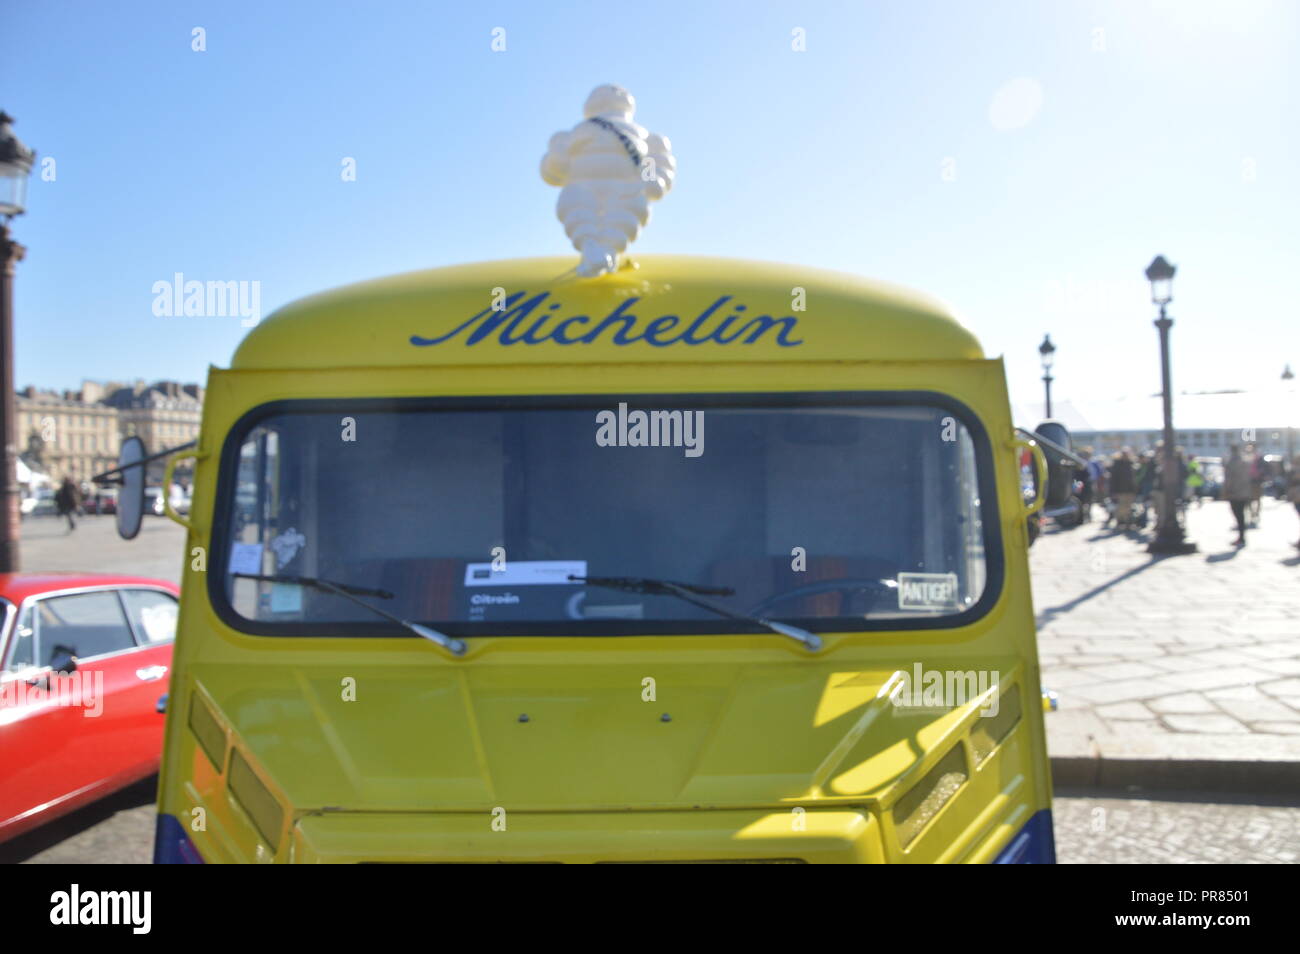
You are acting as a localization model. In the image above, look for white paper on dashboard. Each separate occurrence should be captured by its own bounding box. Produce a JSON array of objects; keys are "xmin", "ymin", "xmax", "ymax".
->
[{"xmin": 228, "ymin": 542, "xmax": 264, "ymax": 576}]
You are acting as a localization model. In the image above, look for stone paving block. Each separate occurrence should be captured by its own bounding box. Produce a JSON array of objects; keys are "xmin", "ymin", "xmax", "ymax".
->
[
  {"xmin": 1146, "ymin": 655, "xmax": 1219, "ymax": 673},
  {"xmin": 1071, "ymin": 678, "xmax": 1181, "ymax": 705},
  {"xmin": 1240, "ymin": 643, "xmax": 1300, "ymax": 660},
  {"xmin": 1160, "ymin": 714, "xmax": 1251, "ymax": 734},
  {"xmin": 1178, "ymin": 649, "xmax": 1268, "ymax": 667},
  {"xmin": 1095, "ymin": 702, "xmax": 1154, "ymax": 720},
  {"xmin": 1205, "ymin": 684, "xmax": 1274, "ymax": 702},
  {"xmin": 1213, "ymin": 698, "xmax": 1300, "ymax": 723},
  {"xmin": 1075, "ymin": 661, "xmax": 1165, "ymax": 680},
  {"xmin": 1228, "ymin": 620, "xmax": 1300, "ymax": 635},
  {"xmin": 1147, "ymin": 693, "xmax": 1219, "ymax": 714},
  {"xmin": 1079, "ymin": 643, "xmax": 1166, "ymax": 658},
  {"xmin": 1254, "ymin": 722, "xmax": 1300, "ymax": 734},
  {"xmin": 1160, "ymin": 667, "xmax": 1274, "ymax": 692},
  {"xmin": 1259, "ymin": 677, "xmax": 1300, "ymax": 699},
  {"xmin": 1039, "ymin": 668, "xmax": 1105, "ymax": 689}
]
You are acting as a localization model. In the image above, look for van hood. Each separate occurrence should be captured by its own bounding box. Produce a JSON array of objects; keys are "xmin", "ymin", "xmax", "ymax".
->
[{"xmin": 192, "ymin": 657, "xmax": 1013, "ymax": 812}]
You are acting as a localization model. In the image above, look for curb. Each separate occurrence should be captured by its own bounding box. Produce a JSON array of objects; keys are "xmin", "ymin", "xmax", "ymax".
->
[{"xmin": 1051, "ymin": 756, "xmax": 1300, "ymax": 796}]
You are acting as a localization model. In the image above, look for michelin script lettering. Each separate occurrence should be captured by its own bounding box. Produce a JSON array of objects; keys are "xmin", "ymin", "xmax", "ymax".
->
[
  {"xmin": 50, "ymin": 884, "xmax": 151, "ymax": 934},
  {"xmin": 410, "ymin": 292, "xmax": 803, "ymax": 348}
]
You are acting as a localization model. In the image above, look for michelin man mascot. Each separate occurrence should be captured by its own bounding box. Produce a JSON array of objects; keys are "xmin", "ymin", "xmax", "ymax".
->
[{"xmin": 541, "ymin": 85, "xmax": 676, "ymax": 277}]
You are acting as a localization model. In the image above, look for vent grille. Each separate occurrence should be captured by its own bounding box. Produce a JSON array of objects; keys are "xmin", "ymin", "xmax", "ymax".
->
[
  {"xmin": 188, "ymin": 693, "xmax": 227, "ymax": 772},
  {"xmin": 969, "ymin": 684, "xmax": 1022, "ymax": 765},
  {"xmin": 228, "ymin": 750, "xmax": 284, "ymax": 851},
  {"xmin": 893, "ymin": 746, "xmax": 968, "ymax": 847}
]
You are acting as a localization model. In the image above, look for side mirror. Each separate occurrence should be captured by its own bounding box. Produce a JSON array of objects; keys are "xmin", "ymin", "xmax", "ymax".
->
[
  {"xmin": 117, "ymin": 436, "xmax": 147, "ymax": 540},
  {"xmin": 48, "ymin": 646, "xmax": 78, "ymax": 674}
]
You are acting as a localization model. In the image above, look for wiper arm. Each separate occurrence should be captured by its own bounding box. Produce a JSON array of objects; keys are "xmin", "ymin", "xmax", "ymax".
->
[
  {"xmin": 571, "ymin": 575, "xmax": 736, "ymax": 597},
  {"xmin": 233, "ymin": 572, "xmax": 394, "ymax": 599},
  {"xmin": 568, "ymin": 575, "xmax": 822, "ymax": 653},
  {"xmin": 234, "ymin": 572, "xmax": 467, "ymax": 658}
]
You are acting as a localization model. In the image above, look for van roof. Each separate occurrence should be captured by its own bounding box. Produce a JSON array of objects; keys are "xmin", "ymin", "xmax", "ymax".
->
[{"xmin": 230, "ymin": 255, "xmax": 983, "ymax": 370}]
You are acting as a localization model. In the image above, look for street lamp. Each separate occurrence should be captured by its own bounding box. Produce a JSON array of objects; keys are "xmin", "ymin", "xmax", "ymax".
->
[
  {"xmin": 1039, "ymin": 334, "xmax": 1056, "ymax": 418},
  {"xmin": 1, "ymin": 112, "xmax": 35, "ymax": 573},
  {"xmin": 1144, "ymin": 255, "xmax": 1196, "ymax": 554}
]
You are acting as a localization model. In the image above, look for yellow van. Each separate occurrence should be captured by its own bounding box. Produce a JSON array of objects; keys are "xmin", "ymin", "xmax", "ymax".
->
[{"xmin": 145, "ymin": 255, "xmax": 1055, "ymax": 863}]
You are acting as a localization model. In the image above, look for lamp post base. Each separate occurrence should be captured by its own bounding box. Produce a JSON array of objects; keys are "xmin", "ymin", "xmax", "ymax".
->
[{"xmin": 1147, "ymin": 529, "xmax": 1198, "ymax": 555}]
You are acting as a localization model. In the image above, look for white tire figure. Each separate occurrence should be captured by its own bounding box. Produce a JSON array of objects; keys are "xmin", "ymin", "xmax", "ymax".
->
[{"xmin": 541, "ymin": 85, "xmax": 676, "ymax": 277}]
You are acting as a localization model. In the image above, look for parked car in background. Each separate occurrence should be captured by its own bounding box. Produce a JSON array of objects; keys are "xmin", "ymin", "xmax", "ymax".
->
[
  {"xmin": 0, "ymin": 573, "xmax": 179, "ymax": 844},
  {"xmin": 83, "ymin": 488, "xmax": 119, "ymax": 515},
  {"xmin": 144, "ymin": 484, "xmax": 190, "ymax": 517},
  {"xmin": 27, "ymin": 488, "xmax": 56, "ymax": 516}
]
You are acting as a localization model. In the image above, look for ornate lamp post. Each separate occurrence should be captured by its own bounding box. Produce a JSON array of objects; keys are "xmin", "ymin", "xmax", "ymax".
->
[
  {"xmin": 0, "ymin": 112, "xmax": 35, "ymax": 573},
  {"xmin": 1039, "ymin": 335, "xmax": 1056, "ymax": 418},
  {"xmin": 1145, "ymin": 255, "xmax": 1196, "ymax": 554}
]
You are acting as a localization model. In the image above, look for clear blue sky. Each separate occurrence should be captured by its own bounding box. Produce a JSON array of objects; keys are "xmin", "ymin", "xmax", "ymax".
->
[{"xmin": 3, "ymin": 0, "xmax": 1296, "ymax": 414}]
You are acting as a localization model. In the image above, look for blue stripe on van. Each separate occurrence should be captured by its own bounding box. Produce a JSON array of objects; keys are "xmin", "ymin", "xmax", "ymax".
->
[{"xmin": 993, "ymin": 809, "xmax": 1056, "ymax": 864}]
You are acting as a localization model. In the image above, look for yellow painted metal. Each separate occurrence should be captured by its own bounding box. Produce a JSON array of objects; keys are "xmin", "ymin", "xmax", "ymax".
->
[
  {"xmin": 1016, "ymin": 437, "xmax": 1050, "ymax": 516},
  {"xmin": 161, "ymin": 450, "xmax": 204, "ymax": 531},
  {"xmin": 155, "ymin": 255, "xmax": 1054, "ymax": 863}
]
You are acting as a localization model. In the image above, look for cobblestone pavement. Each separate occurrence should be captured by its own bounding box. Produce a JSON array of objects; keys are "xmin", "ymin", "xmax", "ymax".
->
[
  {"xmin": 19, "ymin": 512, "xmax": 186, "ymax": 583},
  {"xmin": 1031, "ymin": 496, "xmax": 1300, "ymax": 761},
  {"xmin": 1053, "ymin": 792, "xmax": 1300, "ymax": 864}
]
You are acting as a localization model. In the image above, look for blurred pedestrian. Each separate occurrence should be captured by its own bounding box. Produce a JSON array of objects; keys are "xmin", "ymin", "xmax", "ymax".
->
[
  {"xmin": 1246, "ymin": 442, "xmax": 1263, "ymax": 527},
  {"xmin": 1109, "ymin": 448, "xmax": 1137, "ymax": 529},
  {"xmin": 54, "ymin": 476, "xmax": 80, "ymax": 532},
  {"xmin": 1187, "ymin": 456, "xmax": 1204, "ymax": 507},
  {"xmin": 1288, "ymin": 454, "xmax": 1300, "ymax": 550},
  {"xmin": 1224, "ymin": 444, "xmax": 1252, "ymax": 548},
  {"xmin": 1136, "ymin": 449, "xmax": 1156, "ymax": 528}
]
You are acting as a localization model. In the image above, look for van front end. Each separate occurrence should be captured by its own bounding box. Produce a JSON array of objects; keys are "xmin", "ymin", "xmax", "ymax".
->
[{"xmin": 153, "ymin": 257, "xmax": 1055, "ymax": 864}]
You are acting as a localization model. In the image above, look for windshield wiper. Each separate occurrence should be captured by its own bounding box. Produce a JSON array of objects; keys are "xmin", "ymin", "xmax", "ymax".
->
[
  {"xmin": 233, "ymin": 572, "xmax": 467, "ymax": 657},
  {"xmin": 568, "ymin": 575, "xmax": 822, "ymax": 653}
]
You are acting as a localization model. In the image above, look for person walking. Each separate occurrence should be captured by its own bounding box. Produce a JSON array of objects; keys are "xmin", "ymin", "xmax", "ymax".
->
[
  {"xmin": 54, "ymin": 476, "xmax": 80, "ymax": 532},
  {"xmin": 1136, "ymin": 449, "xmax": 1157, "ymax": 529},
  {"xmin": 1287, "ymin": 454, "xmax": 1300, "ymax": 550},
  {"xmin": 1246, "ymin": 443, "xmax": 1264, "ymax": 527},
  {"xmin": 1109, "ymin": 449, "xmax": 1137, "ymax": 530},
  {"xmin": 1187, "ymin": 456, "xmax": 1204, "ymax": 507},
  {"xmin": 1224, "ymin": 444, "xmax": 1252, "ymax": 548}
]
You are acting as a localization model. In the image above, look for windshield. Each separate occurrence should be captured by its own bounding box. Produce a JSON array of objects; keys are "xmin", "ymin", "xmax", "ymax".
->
[{"xmin": 213, "ymin": 394, "xmax": 998, "ymax": 636}]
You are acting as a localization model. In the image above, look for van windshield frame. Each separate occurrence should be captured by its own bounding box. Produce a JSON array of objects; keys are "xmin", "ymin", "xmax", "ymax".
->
[{"xmin": 206, "ymin": 391, "xmax": 1005, "ymax": 639}]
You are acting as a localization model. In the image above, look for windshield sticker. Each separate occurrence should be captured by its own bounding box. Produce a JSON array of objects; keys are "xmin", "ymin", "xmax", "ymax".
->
[
  {"xmin": 463, "ymin": 560, "xmax": 588, "ymax": 587},
  {"xmin": 270, "ymin": 583, "xmax": 304, "ymax": 614},
  {"xmin": 410, "ymin": 293, "xmax": 803, "ymax": 349},
  {"xmin": 228, "ymin": 542, "xmax": 263, "ymax": 576},
  {"xmin": 897, "ymin": 572, "xmax": 960, "ymax": 611},
  {"xmin": 269, "ymin": 528, "xmax": 307, "ymax": 569}
]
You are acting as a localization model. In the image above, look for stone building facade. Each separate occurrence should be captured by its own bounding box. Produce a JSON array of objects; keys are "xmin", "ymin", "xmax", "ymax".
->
[{"xmin": 16, "ymin": 379, "xmax": 204, "ymax": 486}]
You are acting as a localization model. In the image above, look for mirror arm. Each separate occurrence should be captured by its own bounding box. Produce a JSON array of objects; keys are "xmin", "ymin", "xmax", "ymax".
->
[{"xmin": 92, "ymin": 441, "xmax": 197, "ymax": 485}]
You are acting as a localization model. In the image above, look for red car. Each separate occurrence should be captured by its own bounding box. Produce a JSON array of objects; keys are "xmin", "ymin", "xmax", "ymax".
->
[{"xmin": 0, "ymin": 573, "xmax": 178, "ymax": 844}]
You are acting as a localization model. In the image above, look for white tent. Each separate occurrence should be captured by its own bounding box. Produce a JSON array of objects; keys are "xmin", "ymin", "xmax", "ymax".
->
[{"xmin": 15, "ymin": 458, "xmax": 51, "ymax": 488}]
